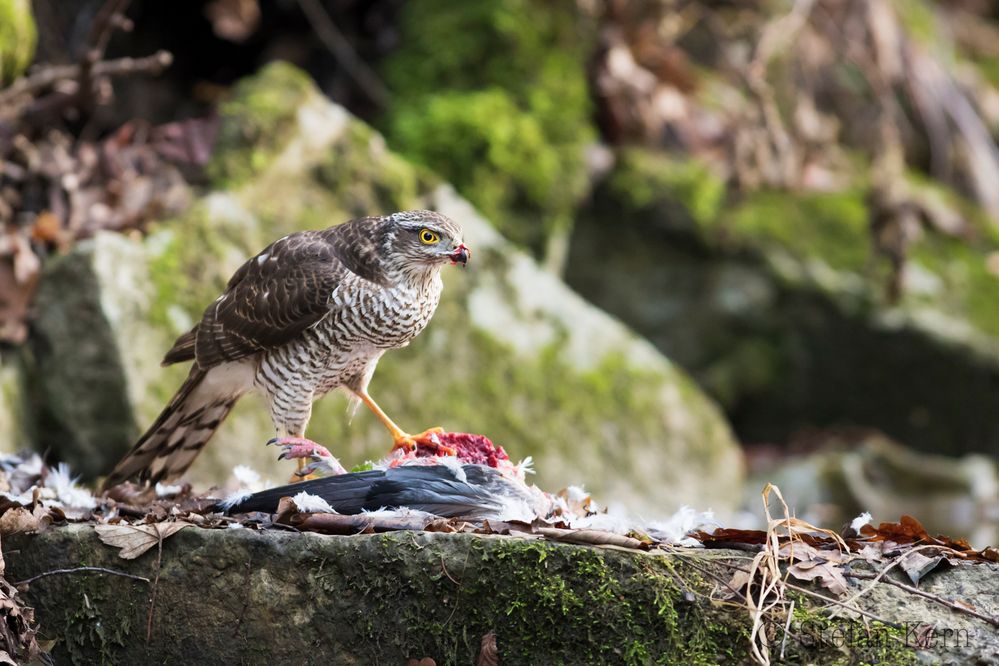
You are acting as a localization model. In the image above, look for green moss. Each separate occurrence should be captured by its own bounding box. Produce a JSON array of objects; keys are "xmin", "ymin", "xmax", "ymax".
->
[
  {"xmin": 208, "ymin": 61, "xmax": 317, "ymax": 187},
  {"xmin": 976, "ymin": 55, "xmax": 999, "ymax": 88},
  {"xmin": 380, "ymin": 0, "xmax": 595, "ymax": 257},
  {"xmin": 910, "ymin": 232, "xmax": 999, "ymax": 337},
  {"xmin": 893, "ymin": 0, "xmax": 940, "ymax": 45},
  {"xmin": 310, "ymin": 122, "xmax": 435, "ymax": 220},
  {"xmin": 386, "ymin": 89, "xmax": 564, "ymax": 250},
  {"xmin": 607, "ymin": 149, "xmax": 727, "ymax": 227},
  {"xmin": 785, "ymin": 596, "xmax": 916, "ymax": 665},
  {"xmin": 718, "ymin": 189, "xmax": 871, "ymax": 273},
  {"xmin": 313, "ymin": 533, "xmax": 749, "ymax": 664},
  {"xmin": 61, "ymin": 576, "xmax": 136, "ymax": 665},
  {"xmin": 0, "ymin": 0, "xmax": 36, "ymax": 83},
  {"xmin": 10, "ymin": 525, "xmax": 946, "ymax": 665}
]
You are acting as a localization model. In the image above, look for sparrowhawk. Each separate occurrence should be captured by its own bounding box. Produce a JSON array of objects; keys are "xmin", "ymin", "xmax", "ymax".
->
[{"xmin": 102, "ymin": 210, "xmax": 469, "ymax": 488}]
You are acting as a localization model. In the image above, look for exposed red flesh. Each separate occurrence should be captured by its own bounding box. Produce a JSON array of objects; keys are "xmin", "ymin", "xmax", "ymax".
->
[{"xmin": 413, "ymin": 432, "xmax": 509, "ymax": 468}]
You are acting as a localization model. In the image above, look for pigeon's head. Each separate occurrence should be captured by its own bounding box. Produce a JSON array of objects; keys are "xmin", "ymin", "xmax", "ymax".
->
[{"xmin": 389, "ymin": 210, "xmax": 469, "ymax": 267}]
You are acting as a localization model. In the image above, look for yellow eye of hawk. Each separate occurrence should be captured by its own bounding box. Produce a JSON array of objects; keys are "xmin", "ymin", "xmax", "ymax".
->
[{"xmin": 420, "ymin": 229, "xmax": 440, "ymax": 245}]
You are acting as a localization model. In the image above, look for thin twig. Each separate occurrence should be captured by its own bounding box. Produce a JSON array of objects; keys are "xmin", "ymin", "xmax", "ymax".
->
[
  {"xmin": 836, "ymin": 544, "xmax": 950, "ymax": 610},
  {"xmin": 296, "ymin": 0, "xmax": 390, "ymax": 106},
  {"xmin": 86, "ymin": 0, "xmax": 133, "ymax": 61},
  {"xmin": 779, "ymin": 599, "xmax": 794, "ymax": 660},
  {"xmin": 146, "ymin": 532, "xmax": 164, "ymax": 643},
  {"xmin": 15, "ymin": 566, "xmax": 149, "ymax": 587},
  {"xmin": 659, "ymin": 550, "xmax": 748, "ymax": 605},
  {"xmin": 854, "ymin": 572, "xmax": 999, "ymax": 629},
  {"xmin": 0, "ymin": 51, "xmax": 173, "ymax": 109},
  {"xmin": 440, "ymin": 554, "xmax": 459, "ymax": 586},
  {"xmin": 717, "ymin": 557, "xmax": 901, "ymax": 628},
  {"xmin": 781, "ymin": 579, "xmax": 901, "ymax": 629}
]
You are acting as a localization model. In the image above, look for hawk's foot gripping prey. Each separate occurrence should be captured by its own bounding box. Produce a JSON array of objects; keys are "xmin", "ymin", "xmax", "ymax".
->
[
  {"xmin": 101, "ymin": 210, "xmax": 468, "ymax": 491},
  {"xmin": 390, "ymin": 427, "xmax": 458, "ymax": 457},
  {"xmin": 353, "ymin": 391, "xmax": 456, "ymax": 456},
  {"xmin": 269, "ymin": 437, "xmax": 347, "ymax": 479}
]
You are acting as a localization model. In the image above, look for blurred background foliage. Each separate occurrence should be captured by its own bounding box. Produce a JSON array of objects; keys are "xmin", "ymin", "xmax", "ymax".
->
[{"xmin": 1, "ymin": 0, "xmax": 997, "ymax": 540}]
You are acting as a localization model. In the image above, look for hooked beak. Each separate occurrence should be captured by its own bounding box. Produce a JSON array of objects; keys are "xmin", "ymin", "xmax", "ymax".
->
[{"xmin": 449, "ymin": 243, "xmax": 470, "ymax": 266}]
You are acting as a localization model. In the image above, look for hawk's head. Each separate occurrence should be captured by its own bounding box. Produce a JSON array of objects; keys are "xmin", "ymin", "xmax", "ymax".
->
[{"xmin": 388, "ymin": 210, "xmax": 469, "ymax": 267}]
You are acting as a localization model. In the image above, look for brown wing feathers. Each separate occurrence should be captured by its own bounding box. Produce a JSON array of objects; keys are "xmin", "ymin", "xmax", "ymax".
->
[
  {"xmin": 192, "ymin": 231, "xmax": 351, "ymax": 368},
  {"xmin": 104, "ymin": 217, "xmax": 390, "ymax": 488}
]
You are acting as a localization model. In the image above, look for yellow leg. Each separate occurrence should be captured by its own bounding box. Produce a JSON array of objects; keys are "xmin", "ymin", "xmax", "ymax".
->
[
  {"xmin": 356, "ymin": 391, "xmax": 453, "ymax": 454},
  {"xmin": 356, "ymin": 391, "xmax": 408, "ymax": 441}
]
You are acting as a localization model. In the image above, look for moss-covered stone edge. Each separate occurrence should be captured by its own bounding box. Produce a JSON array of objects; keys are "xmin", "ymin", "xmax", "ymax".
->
[
  {"xmin": 600, "ymin": 147, "xmax": 999, "ymax": 344},
  {"xmin": 4, "ymin": 525, "xmax": 926, "ymax": 665}
]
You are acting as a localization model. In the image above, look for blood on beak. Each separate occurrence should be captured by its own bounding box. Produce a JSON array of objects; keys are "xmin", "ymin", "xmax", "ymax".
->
[{"xmin": 449, "ymin": 243, "xmax": 470, "ymax": 266}]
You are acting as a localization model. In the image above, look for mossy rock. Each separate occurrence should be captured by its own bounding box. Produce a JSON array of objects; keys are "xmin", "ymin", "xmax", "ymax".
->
[
  {"xmin": 568, "ymin": 147, "xmax": 999, "ymax": 457},
  {"xmin": 380, "ymin": 0, "xmax": 595, "ymax": 260},
  {"xmin": 11, "ymin": 524, "xmax": 982, "ymax": 665},
  {"xmin": 0, "ymin": 0, "xmax": 36, "ymax": 84},
  {"xmin": 23, "ymin": 63, "xmax": 743, "ymax": 514}
]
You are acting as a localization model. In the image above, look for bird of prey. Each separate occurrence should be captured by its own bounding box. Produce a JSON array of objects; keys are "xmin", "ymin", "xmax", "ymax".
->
[{"xmin": 102, "ymin": 210, "xmax": 469, "ymax": 489}]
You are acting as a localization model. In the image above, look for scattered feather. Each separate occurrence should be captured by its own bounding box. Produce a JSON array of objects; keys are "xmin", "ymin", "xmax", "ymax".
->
[
  {"xmin": 41, "ymin": 463, "xmax": 97, "ymax": 514},
  {"xmin": 291, "ymin": 492, "xmax": 337, "ymax": 514},
  {"xmin": 232, "ymin": 465, "xmax": 261, "ymax": 487},
  {"xmin": 438, "ymin": 455, "xmax": 468, "ymax": 483},
  {"xmin": 850, "ymin": 511, "xmax": 873, "ymax": 532},
  {"xmin": 155, "ymin": 482, "xmax": 184, "ymax": 498},
  {"xmin": 645, "ymin": 506, "xmax": 718, "ymax": 546},
  {"xmin": 217, "ymin": 490, "xmax": 253, "ymax": 511}
]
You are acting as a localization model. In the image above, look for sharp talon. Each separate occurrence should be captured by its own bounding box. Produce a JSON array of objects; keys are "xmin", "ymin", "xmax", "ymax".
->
[{"xmin": 266, "ymin": 437, "xmax": 279, "ymax": 446}]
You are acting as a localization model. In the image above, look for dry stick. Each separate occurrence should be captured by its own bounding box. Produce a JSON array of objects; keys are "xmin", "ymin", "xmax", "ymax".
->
[
  {"xmin": 779, "ymin": 599, "xmax": 795, "ymax": 660},
  {"xmin": 781, "ymin": 578, "xmax": 900, "ymax": 629},
  {"xmin": 86, "ymin": 0, "xmax": 134, "ymax": 60},
  {"xmin": 0, "ymin": 51, "xmax": 173, "ymax": 108},
  {"xmin": 850, "ymin": 571, "xmax": 999, "ymax": 629},
  {"xmin": 145, "ymin": 534, "xmax": 165, "ymax": 643},
  {"xmin": 76, "ymin": 0, "xmax": 134, "ymax": 116},
  {"xmin": 15, "ymin": 566, "xmax": 150, "ymax": 587},
  {"xmin": 715, "ymin": 556, "xmax": 900, "ymax": 629},
  {"xmin": 296, "ymin": 0, "xmax": 391, "ymax": 107},
  {"xmin": 837, "ymin": 543, "xmax": 952, "ymax": 609},
  {"xmin": 719, "ymin": 553, "xmax": 999, "ymax": 631},
  {"xmin": 660, "ymin": 550, "xmax": 749, "ymax": 606}
]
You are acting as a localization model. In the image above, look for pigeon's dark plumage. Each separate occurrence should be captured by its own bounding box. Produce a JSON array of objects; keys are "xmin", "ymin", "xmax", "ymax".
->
[{"xmin": 219, "ymin": 464, "xmax": 530, "ymax": 518}]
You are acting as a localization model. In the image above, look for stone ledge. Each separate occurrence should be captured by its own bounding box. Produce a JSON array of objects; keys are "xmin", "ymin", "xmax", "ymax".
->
[{"xmin": 7, "ymin": 524, "xmax": 997, "ymax": 664}]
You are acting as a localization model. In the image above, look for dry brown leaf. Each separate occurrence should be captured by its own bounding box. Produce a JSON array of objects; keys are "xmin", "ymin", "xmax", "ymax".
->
[
  {"xmin": 787, "ymin": 557, "xmax": 849, "ymax": 596},
  {"xmin": 0, "ymin": 507, "xmax": 40, "ymax": 535},
  {"xmin": 94, "ymin": 521, "xmax": 191, "ymax": 559},
  {"xmin": 723, "ymin": 569, "xmax": 753, "ymax": 600},
  {"xmin": 536, "ymin": 527, "xmax": 644, "ymax": 549},
  {"xmin": 900, "ymin": 550, "xmax": 952, "ymax": 586}
]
